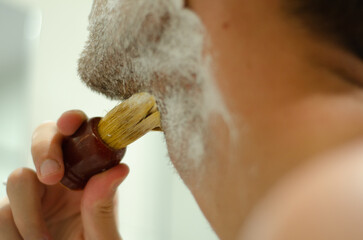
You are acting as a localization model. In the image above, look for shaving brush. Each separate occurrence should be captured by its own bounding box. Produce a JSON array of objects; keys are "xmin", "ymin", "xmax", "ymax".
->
[{"xmin": 60, "ymin": 93, "xmax": 161, "ymax": 190}]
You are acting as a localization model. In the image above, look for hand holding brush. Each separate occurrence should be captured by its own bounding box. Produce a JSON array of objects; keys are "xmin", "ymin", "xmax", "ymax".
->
[
  {"xmin": 60, "ymin": 92, "xmax": 161, "ymax": 190},
  {"xmin": 0, "ymin": 93, "xmax": 161, "ymax": 240}
]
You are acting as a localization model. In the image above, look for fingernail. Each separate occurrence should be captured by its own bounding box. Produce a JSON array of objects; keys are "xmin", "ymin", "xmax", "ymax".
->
[{"xmin": 40, "ymin": 159, "xmax": 60, "ymax": 177}]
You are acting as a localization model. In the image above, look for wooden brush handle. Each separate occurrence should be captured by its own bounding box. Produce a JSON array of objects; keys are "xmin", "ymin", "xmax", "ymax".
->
[{"xmin": 60, "ymin": 117, "xmax": 126, "ymax": 190}]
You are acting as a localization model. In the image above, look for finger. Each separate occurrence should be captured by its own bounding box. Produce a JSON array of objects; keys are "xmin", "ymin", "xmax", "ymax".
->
[
  {"xmin": 57, "ymin": 110, "xmax": 88, "ymax": 136},
  {"xmin": 32, "ymin": 122, "xmax": 64, "ymax": 184},
  {"xmin": 81, "ymin": 164, "xmax": 129, "ymax": 240},
  {"xmin": 32, "ymin": 110, "xmax": 87, "ymax": 185},
  {"xmin": 6, "ymin": 168, "xmax": 51, "ymax": 240},
  {"xmin": 0, "ymin": 199, "xmax": 22, "ymax": 240}
]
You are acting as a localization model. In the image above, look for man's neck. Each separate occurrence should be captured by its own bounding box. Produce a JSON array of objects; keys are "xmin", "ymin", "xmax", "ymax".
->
[{"xmin": 190, "ymin": 71, "xmax": 363, "ymax": 240}]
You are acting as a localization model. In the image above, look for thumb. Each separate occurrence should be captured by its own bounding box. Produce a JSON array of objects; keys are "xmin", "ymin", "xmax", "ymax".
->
[{"xmin": 81, "ymin": 164, "xmax": 129, "ymax": 240}]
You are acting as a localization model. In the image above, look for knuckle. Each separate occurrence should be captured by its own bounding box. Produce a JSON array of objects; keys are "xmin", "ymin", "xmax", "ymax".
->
[
  {"xmin": 82, "ymin": 199, "xmax": 115, "ymax": 218},
  {"xmin": 32, "ymin": 122, "xmax": 57, "ymax": 144},
  {"xmin": 0, "ymin": 204, "xmax": 13, "ymax": 224},
  {"xmin": 32, "ymin": 121, "xmax": 56, "ymax": 140},
  {"xmin": 67, "ymin": 109, "xmax": 86, "ymax": 117},
  {"xmin": 95, "ymin": 201, "xmax": 114, "ymax": 216},
  {"xmin": 31, "ymin": 124, "xmax": 63, "ymax": 162},
  {"xmin": 7, "ymin": 168, "xmax": 37, "ymax": 194},
  {"xmin": 31, "ymin": 139, "xmax": 51, "ymax": 158}
]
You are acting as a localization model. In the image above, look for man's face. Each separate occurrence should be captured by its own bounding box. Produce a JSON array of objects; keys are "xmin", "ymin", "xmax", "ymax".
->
[
  {"xmin": 78, "ymin": 0, "xmax": 233, "ymax": 184},
  {"xmin": 79, "ymin": 0, "xmax": 363, "ymax": 238}
]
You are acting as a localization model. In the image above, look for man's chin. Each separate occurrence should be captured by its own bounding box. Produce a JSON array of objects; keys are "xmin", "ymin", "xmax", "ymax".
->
[
  {"xmin": 77, "ymin": 0, "xmax": 235, "ymax": 181},
  {"xmin": 77, "ymin": 48, "xmax": 143, "ymax": 100}
]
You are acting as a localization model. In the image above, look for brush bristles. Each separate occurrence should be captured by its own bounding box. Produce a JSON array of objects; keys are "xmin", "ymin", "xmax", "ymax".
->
[{"xmin": 98, "ymin": 92, "xmax": 161, "ymax": 149}]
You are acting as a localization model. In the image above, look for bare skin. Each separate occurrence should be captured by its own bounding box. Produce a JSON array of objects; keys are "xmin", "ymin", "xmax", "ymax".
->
[
  {"xmin": 1, "ymin": 111, "xmax": 129, "ymax": 240},
  {"xmin": 1, "ymin": 0, "xmax": 363, "ymax": 239},
  {"xmin": 188, "ymin": 1, "xmax": 363, "ymax": 239}
]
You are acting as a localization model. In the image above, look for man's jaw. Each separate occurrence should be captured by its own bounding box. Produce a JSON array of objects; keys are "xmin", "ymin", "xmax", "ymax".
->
[
  {"xmin": 77, "ymin": 0, "xmax": 235, "ymax": 182},
  {"xmin": 78, "ymin": 0, "xmax": 201, "ymax": 99}
]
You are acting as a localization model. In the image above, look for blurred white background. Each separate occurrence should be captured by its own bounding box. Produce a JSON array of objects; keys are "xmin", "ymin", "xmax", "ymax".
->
[{"xmin": 0, "ymin": 0, "xmax": 218, "ymax": 239}]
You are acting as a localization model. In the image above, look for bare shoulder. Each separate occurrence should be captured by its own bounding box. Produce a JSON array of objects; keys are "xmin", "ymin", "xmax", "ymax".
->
[{"xmin": 238, "ymin": 140, "xmax": 363, "ymax": 240}]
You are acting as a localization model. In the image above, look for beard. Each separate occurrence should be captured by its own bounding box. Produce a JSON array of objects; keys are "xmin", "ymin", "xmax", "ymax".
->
[{"xmin": 78, "ymin": 0, "xmax": 232, "ymax": 180}]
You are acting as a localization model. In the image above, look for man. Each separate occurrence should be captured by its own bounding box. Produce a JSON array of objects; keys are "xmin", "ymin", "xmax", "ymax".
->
[{"xmin": 1, "ymin": 0, "xmax": 363, "ymax": 239}]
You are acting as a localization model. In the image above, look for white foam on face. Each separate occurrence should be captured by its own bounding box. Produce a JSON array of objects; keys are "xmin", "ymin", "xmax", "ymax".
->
[{"xmin": 78, "ymin": 0, "xmax": 235, "ymax": 179}]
